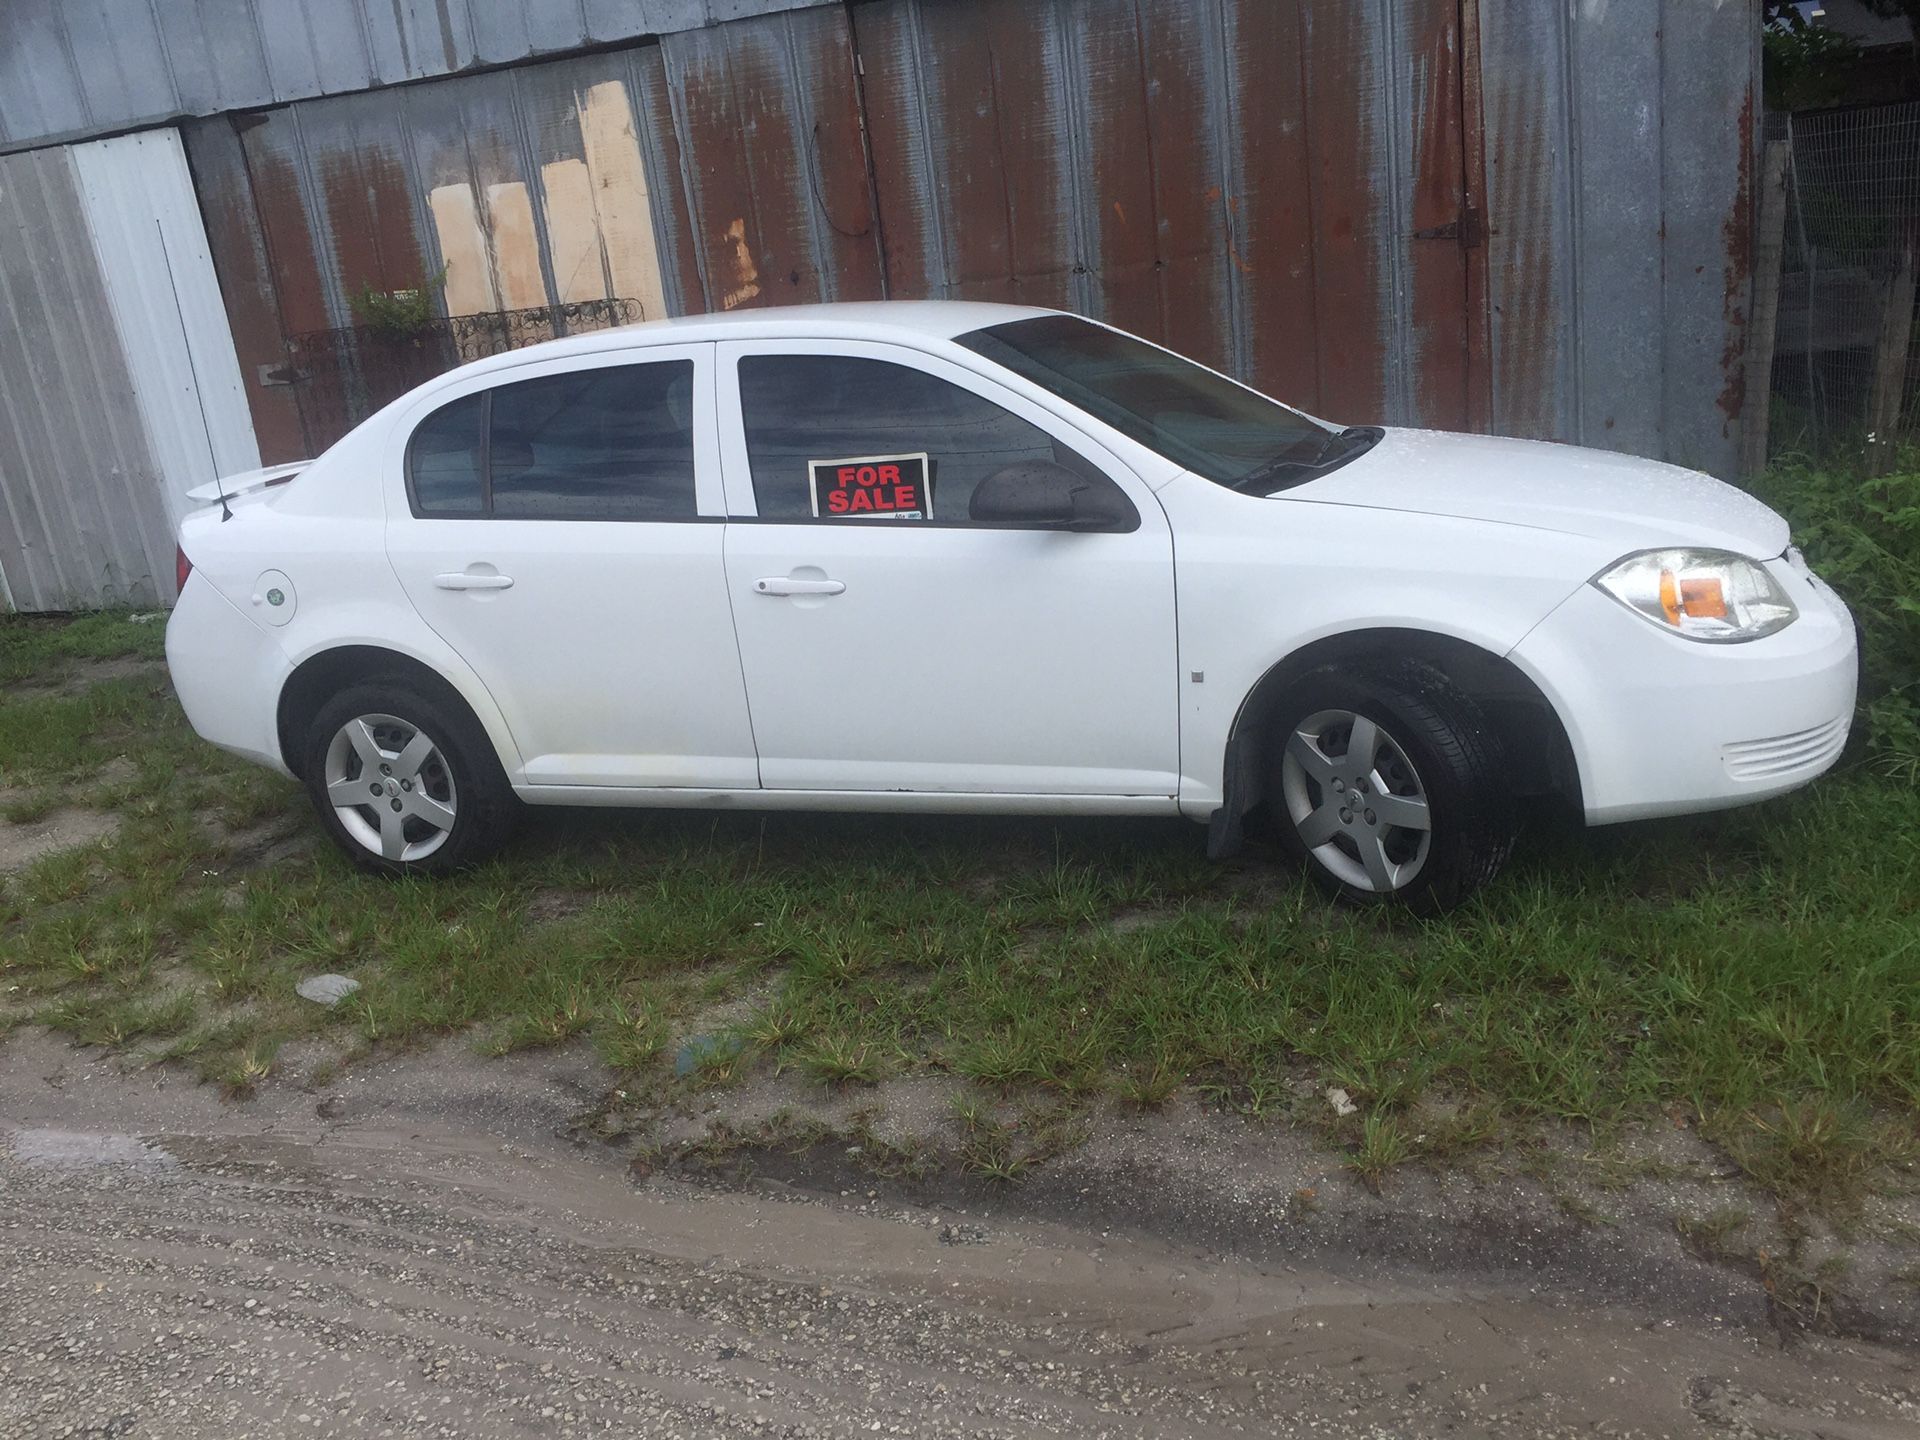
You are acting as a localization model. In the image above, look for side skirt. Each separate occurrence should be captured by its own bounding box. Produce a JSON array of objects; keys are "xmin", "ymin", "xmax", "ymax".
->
[{"xmin": 512, "ymin": 786, "xmax": 1185, "ymax": 818}]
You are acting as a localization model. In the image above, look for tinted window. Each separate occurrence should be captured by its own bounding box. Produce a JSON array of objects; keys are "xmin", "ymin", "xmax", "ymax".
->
[
  {"xmin": 957, "ymin": 315, "xmax": 1333, "ymax": 489},
  {"xmin": 490, "ymin": 363, "xmax": 695, "ymax": 520},
  {"xmin": 738, "ymin": 355, "xmax": 1103, "ymax": 523},
  {"xmin": 408, "ymin": 392, "xmax": 485, "ymax": 515},
  {"xmin": 406, "ymin": 361, "xmax": 696, "ymax": 520}
]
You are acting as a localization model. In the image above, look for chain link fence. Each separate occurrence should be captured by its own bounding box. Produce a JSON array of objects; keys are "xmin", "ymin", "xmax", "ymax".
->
[{"xmin": 1766, "ymin": 102, "xmax": 1920, "ymax": 468}]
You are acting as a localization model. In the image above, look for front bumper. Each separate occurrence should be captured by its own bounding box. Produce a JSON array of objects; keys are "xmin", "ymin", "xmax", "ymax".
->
[
  {"xmin": 165, "ymin": 571, "xmax": 295, "ymax": 776},
  {"xmin": 1510, "ymin": 555, "xmax": 1858, "ymax": 824}
]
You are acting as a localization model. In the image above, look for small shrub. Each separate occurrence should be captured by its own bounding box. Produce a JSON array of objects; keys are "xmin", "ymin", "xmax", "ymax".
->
[
  {"xmin": 349, "ymin": 267, "xmax": 448, "ymax": 338},
  {"xmin": 1751, "ymin": 458, "xmax": 1920, "ymax": 774}
]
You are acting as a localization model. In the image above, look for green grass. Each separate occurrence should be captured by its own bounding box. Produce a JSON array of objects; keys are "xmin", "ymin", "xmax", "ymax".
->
[
  {"xmin": 3, "ymin": 605, "xmax": 1918, "ymax": 1211},
  {"xmin": 0, "ymin": 609, "xmax": 167, "ymax": 688}
]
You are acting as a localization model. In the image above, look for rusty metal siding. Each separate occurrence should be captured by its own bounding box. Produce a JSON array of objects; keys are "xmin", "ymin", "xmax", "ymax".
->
[
  {"xmin": 654, "ymin": 6, "xmax": 885, "ymax": 310},
  {"xmin": 1661, "ymin": 0, "xmax": 1761, "ymax": 479},
  {"xmin": 1571, "ymin": 0, "xmax": 1665, "ymax": 461},
  {"xmin": 835, "ymin": 0, "xmax": 1471, "ymax": 430},
  {"xmin": 1478, "ymin": 0, "xmax": 1759, "ymax": 479},
  {"xmin": 1476, "ymin": 0, "xmax": 1573, "ymax": 445},
  {"xmin": 170, "ymin": 0, "xmax": 1757, "ymax": 477},
  {"xmin": 187, "ymin": 119, "xmax": 312, "ymax": 464},
  {"xmin": 183, "ymin": 49, "xmax": 687, "ymax": 459},
  {"xmin": 0, "ymin": 0, "xmax": 840, "ymax": 155},
  {"xmin": 0, "ymin": 133, "xmax": 250, "ymax": 611}
]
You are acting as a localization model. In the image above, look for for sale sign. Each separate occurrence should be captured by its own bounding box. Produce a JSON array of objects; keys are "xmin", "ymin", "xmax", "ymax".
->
[{"xmin": 808, "ymin": 452, "xmax": 932, "ymax": 520}]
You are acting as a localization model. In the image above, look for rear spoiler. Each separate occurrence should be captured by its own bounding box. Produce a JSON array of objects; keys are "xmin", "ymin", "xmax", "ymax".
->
[{"xmin": 185, "ymin": 460, "xmax": 309, "ymax": 505}]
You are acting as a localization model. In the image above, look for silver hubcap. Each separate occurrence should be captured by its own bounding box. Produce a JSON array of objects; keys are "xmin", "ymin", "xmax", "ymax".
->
[
  {"xmin": 322, "ymin": 713, "xmax": 458, "ymax": 862},
  {"xmin": 1280, "ymin": 709, "xmax": 1432, "ymax": 894}
]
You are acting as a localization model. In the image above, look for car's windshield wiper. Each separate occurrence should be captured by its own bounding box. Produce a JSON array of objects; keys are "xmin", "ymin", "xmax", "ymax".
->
[{"xmin": 1228, "ymin": 425, "xmax": 1383, "ymax": 495}]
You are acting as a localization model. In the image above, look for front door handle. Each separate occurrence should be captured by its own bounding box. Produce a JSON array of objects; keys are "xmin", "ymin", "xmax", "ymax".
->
[
  {"xmin": 754, "ymin": 577, "xmax": 845, "ymax": 597},
  {"xmin": 434, "ymin": 571, "xmax": 514, "ymax": 591}
]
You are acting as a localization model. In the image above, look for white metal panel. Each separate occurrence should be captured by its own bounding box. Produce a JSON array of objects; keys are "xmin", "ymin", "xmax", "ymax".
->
[
  {"xmin": 71, "ymin": 129, "xmax": 261, "ymax": 530},
  {"xmin": 0, "ymin": 144, "xmax": 176, "ymax": 610}
]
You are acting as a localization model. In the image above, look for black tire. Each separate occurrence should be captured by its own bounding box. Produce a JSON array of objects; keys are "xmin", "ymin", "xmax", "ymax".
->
[
  {"xmin": 301, "ymin": 678, "xmax": 516, "ymax": 877},
  {"xmin": 1266, "ymin": 660, "xmax": 1514, "ymax": 915}
]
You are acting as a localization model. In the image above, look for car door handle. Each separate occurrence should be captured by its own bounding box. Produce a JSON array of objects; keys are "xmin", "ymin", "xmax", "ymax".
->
[
  {"xmin": 434, "ymin": 572, "xmax": 514, "ymax": 591},
  {"xmin": 754, "ymin": 577, "xmax": 844, "ymax": 597}
]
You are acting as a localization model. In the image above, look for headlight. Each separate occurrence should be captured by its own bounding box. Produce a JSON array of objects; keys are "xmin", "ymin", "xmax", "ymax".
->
[{"xmin": 1592, "ymin": 548, "xmax": 1797, "ymax": 642}]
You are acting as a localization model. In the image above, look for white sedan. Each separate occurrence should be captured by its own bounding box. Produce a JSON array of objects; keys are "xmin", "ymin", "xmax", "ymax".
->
[{"xmin": 166, "ymin": 302, "xmax": 1857, "ymax": 912}]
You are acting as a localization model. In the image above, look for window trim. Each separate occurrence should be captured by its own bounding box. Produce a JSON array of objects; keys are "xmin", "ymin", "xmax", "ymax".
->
[
  {"xmin": 402, "ymin": 356, "xmax": 703, "ymax": 523},
  {"xmin": 721, "ymin": 343, "xmax": 1143, "ymax": 534}
]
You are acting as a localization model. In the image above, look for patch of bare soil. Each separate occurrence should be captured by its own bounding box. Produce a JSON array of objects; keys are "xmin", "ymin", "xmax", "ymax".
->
[
  {"xmin": 208, "ymin": 813, "xmax": 317, "ymax": 870},
  {"xmin": 603, "ymin": 1067, "xmax": 1920, "ymax": 1352},
  {"xmin": 2, "ymin": 1030, "xmax": 1916, "ymax": 1439},
  {"xmin": 0, "ymin": 804, "xmax": 117, "ymax": 872},
  {"xmin": 11, "ymin": 655, "xmax": 168, "ymax": 699}
]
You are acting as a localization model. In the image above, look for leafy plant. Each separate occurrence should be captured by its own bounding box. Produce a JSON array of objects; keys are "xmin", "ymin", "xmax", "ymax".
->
[
  {"xmin": 1751, "ymin": 457, "xmax": 1920, "ymax": 775},
  {"xmin": 349, "ymin": 266, "xmax": 448, "ymax": 338},
  {"xmin": 1763, "ymin": 5, "xmax": 1863, "ymax": 112}
]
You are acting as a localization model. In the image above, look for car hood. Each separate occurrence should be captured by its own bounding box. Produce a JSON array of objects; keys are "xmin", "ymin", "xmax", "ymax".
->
[{"xmin": 1277, "ymin": 428, "xmax": 1790, "ymax": 558}]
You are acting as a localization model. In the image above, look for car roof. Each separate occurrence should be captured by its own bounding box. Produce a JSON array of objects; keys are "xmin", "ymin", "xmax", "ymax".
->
[{"xmin": 451, "ymin": 300, "xmax": 1059, "ymax": 379}]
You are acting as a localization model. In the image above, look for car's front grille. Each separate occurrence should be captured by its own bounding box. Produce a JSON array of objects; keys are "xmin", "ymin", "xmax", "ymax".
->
[{"xmin": 1721, "ymin": 716, "xmax": 1849, "ymax": 781}]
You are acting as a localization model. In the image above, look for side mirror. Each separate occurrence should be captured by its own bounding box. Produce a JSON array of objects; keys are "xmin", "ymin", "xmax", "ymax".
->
[{"xmin": 968, "ymin": 461, "xmax": 1134, "ymax": 531}]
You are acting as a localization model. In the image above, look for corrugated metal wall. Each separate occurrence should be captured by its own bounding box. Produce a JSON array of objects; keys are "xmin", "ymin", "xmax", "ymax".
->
[
  {"xmin": 140, "ymin": 1, "xmax": 1759, "ymax": 480},
  {"xmin": 0, "ymin": 131, "xmax": 251, "ymax": 611},
  {"xmin": 72, "ymin": 133, "xmax": 262, "ymax": 523},
  {"xmin": 1478, "ymin": 0, "xmax": 1759, "ymax": 477},
  {"xmin": 0, "ymin": 0, "xmax": 836, "ymax": 155},
  {"xmin": 184, "ymin": 49, "xmax": 681, "ymax": 459},
  {"xmin": 843, "ymin": 0, "xmax": 1480, "ymax": 430}
]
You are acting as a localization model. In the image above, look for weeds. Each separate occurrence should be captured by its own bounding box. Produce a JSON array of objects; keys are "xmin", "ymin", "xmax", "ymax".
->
[
  {"xmin": 1749, "ymin": 456, "xmax": 1920, "ymax": 772},
  {"xmin": 4, "ymin": 596, "xmax": 1919, "ymax": 1210},
  {"xmin": 1346, "ymin": 1112, "xmax": 1413, "ymax": 1193},
  {"xmin": 800, "ymin": 1035, "xmax": 885, "ymax": 1087}
]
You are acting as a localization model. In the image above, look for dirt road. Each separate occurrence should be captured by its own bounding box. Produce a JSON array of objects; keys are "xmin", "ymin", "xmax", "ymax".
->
[{"xmin": 1, "ymin": 1033, "xmax": 1914, "ymax": 1439}]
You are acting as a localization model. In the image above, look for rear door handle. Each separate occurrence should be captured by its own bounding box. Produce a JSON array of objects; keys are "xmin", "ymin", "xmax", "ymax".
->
[
  {"xmin": 754, "ymin": 577, "xmax": 844, "ymax": 596},
  {"xmin": 434, "ymin": 572, "xmax": 514, "ymax": 591}
]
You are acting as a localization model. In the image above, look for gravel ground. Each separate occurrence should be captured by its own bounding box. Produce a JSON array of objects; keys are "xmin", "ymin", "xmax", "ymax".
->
[{"xmin": 1, "ymin": 1033, "xmax": 1915, "ymax": 1439}]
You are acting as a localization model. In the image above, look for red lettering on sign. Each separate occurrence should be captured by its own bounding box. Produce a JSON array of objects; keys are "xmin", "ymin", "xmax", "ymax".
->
[{"xmin": 816, "ymin": 457, "xmax": 928, "ymax": 516}]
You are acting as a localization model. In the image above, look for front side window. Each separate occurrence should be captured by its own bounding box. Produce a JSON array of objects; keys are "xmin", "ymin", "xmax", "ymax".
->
[
  {"xmin": 406, "ymin": 360, "xmax": 697, "ymax": 520},
  {"xmin": 737, "ymin": 354, "xmax": 1111, "ymax": 523},
  {"xmin": 957, "ymin": 314, "xmax": 1347, "ymax": 492}
]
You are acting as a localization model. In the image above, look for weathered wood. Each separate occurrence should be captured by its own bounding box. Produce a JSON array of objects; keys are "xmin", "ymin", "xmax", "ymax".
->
[
  {"xmin": 1741, "ymin": 139, "xmax": 1791, "ymax": 479},
  {"xmin": 1866, "ymin": 241, "xmax": 1918, "ymax": 478}
]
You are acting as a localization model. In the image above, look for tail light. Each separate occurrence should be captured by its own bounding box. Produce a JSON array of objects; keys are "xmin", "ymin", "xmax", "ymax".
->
[{"xmin": 175, "ymin": 544, "xmax": 193, "ymax": 593}]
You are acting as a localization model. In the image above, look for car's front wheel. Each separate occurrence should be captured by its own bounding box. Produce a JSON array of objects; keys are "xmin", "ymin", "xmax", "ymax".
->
[
  {"xmin": 1268, "ymin": 662, "xmax": 1514, "ymax": 914},
  {"xmin": 301, "ymin": 681, "xmax": 515, "ymax": 876}
]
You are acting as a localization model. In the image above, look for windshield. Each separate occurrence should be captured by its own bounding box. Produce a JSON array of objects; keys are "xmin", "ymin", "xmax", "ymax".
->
[{"xmin": 956, "ymin": 314, "xmax": 1339, "ymax": 490}]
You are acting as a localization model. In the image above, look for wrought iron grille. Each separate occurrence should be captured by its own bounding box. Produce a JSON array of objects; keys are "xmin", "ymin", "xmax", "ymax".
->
[{"xmin": 284, "ymin": 297, "xmax": 642, "ymax": 455}]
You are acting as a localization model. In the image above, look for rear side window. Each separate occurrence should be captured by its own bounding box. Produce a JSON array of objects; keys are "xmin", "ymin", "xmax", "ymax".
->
[
  {"xmin": 406, "ymin": 360, "xmax": 697, "ymax": 520},
  {"xmin": 738, "ymin": 354, "xmax": 1095, "ymax": 522},
  {"xmin": 409, "ymin": 393, "xmax": 485, "ymax": 515}
]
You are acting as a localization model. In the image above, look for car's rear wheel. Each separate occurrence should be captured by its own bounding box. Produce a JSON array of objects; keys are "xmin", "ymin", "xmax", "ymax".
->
[
  {"xmin": 1268, "ymin": 662, "xmax": 1514, "ymax": 914},
  {"xmin": 302, "ymin": 681, "xmax": 514, "ymax": 876}
]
